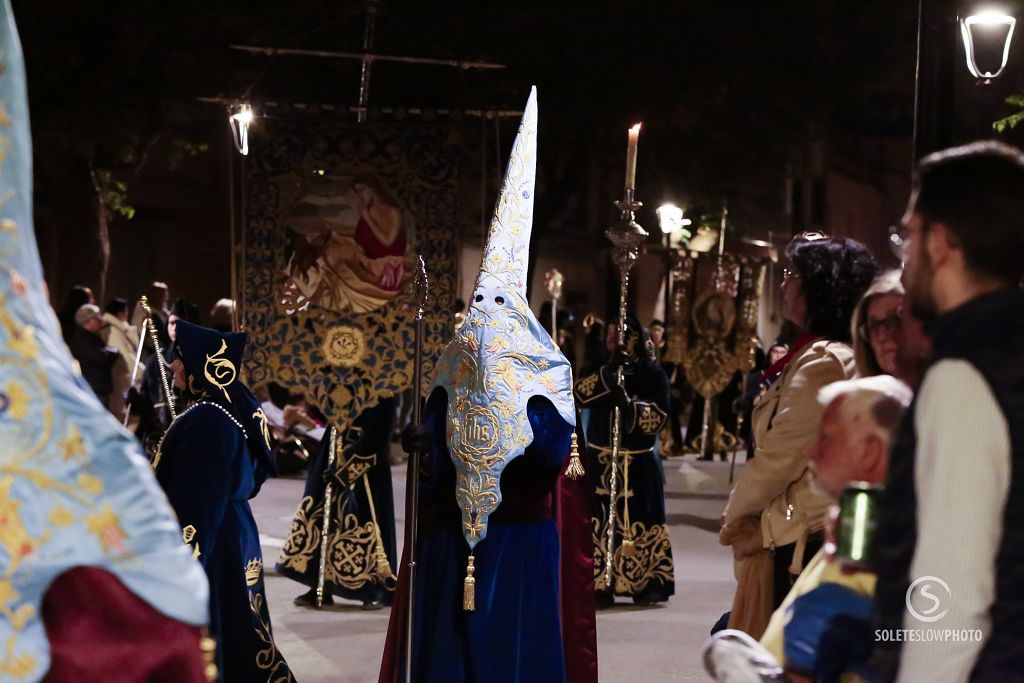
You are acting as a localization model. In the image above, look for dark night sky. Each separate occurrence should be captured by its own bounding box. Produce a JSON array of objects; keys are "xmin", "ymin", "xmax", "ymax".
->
[
  {"xmin": 14, "ymin": 0, "xmax": 993, "ymax": 311},
  {"xmin": 14, "ymin": 0, "xmax": 922, "ymax": 201}
]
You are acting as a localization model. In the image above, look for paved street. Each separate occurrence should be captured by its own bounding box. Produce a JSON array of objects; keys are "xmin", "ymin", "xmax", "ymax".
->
[{"xmin": 252, "ymin": 451, "xmax": 740, "ymax": 682}]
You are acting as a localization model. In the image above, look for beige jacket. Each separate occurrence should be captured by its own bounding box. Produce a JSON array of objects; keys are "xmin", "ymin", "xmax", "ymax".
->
[
  {"xmin": 725, "ymin": 339, "xmax": 856, "ymax": 569},
  {"xmin": 100, "ymin": 313, "xmax": 139, "ymax": 421}
]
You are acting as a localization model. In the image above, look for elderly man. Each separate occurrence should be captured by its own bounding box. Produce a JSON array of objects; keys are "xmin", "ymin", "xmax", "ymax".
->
[
  {"xmin": 69, "ymin": 303, "xmax": 119, "ymax": 407},
  {"xmin": 705, "ymin": 375, "xmax": 912, "ymax": 682}
]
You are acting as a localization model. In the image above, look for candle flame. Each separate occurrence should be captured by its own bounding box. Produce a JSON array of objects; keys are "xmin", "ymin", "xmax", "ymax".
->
[{"xmin": 630, "ymin": 123, "xmax": 642, "ymax": 133}]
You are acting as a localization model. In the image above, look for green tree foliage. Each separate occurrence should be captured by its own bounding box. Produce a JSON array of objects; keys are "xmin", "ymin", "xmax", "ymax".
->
[{"xmin": 994, "ymin": 94, "xmax": 1024, "ymax": 133}]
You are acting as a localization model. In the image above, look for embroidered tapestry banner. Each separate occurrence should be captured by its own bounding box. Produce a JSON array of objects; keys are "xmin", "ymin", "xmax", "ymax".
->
[{"xmin": 242, "ymin": 120, "xmax": 459, "ymax": 428}]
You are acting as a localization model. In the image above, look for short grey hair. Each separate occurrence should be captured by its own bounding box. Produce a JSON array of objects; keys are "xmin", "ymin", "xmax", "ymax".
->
[{"xmin": 817, "ymin": 375, "xmax": 913, "ymax": 443}]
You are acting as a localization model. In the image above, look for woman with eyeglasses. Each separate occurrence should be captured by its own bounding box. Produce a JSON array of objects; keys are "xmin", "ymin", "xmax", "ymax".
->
[
  {"xmin": 851, "ymin": 269, "xmax": 933, "ymax": 386},
  {"xmin": 851, "ymin": 270, "xmax": 904, "ymax": 377},
  {"xmin": 719, "ymin": 234, "xmax": 877, "ymax": 639}
]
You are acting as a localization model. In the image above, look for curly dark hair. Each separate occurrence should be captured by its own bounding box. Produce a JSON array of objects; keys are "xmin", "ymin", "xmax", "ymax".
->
[{"xmin": 788, "ymin": 237, "xmax": 878, "ymax": 342}]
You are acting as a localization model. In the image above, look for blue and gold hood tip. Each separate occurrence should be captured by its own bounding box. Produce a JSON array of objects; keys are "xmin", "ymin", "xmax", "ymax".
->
[{"xmin": 430, "ymin": 87, "xmax": 576, "ymax": 557}]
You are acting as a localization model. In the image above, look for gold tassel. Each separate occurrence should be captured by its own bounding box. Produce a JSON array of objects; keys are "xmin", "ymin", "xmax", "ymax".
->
[
  {"xmin": 364, "ymin": 476, "xmax": 398, "ymax": 589},
  {"xmin": 620, "ymin": 536, "xmax": 636, "ymax": 557},
  {"xmin": 463, "ymin": 554, "xmax": 476, "ymax": 611},
  {"xmin": 564, "ymin": 433, "xmax": 585, "ymax": 479},
  {"xmin": 375, "ymin": 543, "xmax": 397, "ymax": 588}
]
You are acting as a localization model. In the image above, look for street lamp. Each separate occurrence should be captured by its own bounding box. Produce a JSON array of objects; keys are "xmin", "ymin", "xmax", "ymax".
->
[
  {"xmin": 961, "ymin": 11, "xmax": 1016, "ymax": 81},
  {"xmin": 656, "ymin": 203, "xmax": 692, "ymax": 321},
  {"xmin": 229, "ymin": 103, "xmax": 254, "ymax": 156}
]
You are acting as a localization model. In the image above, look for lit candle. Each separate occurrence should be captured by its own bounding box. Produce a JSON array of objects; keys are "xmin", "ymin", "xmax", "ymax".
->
[{"xmin": 625, "ymin": 123, "xmax": 641, "ymax": 191}]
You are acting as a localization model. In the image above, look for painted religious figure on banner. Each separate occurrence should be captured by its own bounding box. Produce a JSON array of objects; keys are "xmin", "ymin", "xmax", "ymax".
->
[{"xmin": 283, "ymin": 173, "xmax": 416, "ymax": 314}]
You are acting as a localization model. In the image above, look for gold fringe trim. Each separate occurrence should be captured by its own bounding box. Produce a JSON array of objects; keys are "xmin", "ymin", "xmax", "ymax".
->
[
  {"xmin": 463, "ymin": 554, "xmax": 476, "ymax": 611},
  {"xmin": 200, "ymin": 628, "xmax": 218, "ymax": 681},
  {"xmin": 564, "ymin": 433, "xmax": 585, "ymax": 479}
]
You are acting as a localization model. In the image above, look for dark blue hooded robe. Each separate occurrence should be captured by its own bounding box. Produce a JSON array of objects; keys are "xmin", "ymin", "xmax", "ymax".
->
[
  {"xmin": 155, "ymin": 321, "xmax": 295, "ymax": 682},
  {"xmin": 574, "ymin": 316, "xmax": 675, "ymax": 603}
]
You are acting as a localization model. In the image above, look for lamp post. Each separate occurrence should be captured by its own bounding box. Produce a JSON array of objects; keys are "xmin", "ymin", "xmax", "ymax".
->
[
  {"xmin": 914, "ymin": 1, "xmax": 1018, "ymax": 160},
  {"xmin": 913, "ymin": 0, "xmax": 958, "ymax": 160},
  {"xmin": 229, "ymin": 103, "xmax": 254, "ymax": 156},
  {"xmin": 961, "ymin": 11, "xmax": 1016, "ymax": 82}
]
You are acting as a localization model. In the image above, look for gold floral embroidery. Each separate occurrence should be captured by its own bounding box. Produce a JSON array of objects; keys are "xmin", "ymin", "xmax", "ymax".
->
[
  {"xmin": 58, "ymin": 423, "xmax": 85, "ymax": 461},
  {"xmin": 638, "ymin": 405, "xmax": 663, "ymax": 434},
  {"xmin": 203, "ymin": 339, "xmax": 237, "ymax": 402},
  {"xmin": 3, "ymin": 380, "xmax": 27, "ymax": 420},
  {"xmin": 76, "ymin": 472, "xmax": 103, "ymax": 496},
  {"xmin": 182, "ymin": 524, "xmax": 201, "ymax": 560},
  {"xmin": 592, "ymin": 449, "xmax": 674, "ymax": 594},
  {"xmin": 187, "ymin": 374, "xmax": 210, "ymax": 400},
  {"xmin": 0, "ymin": 476, "xmax": 33, "ymax": 571},
  {"xmin": 248, "ymin": 588, "xmax": 295, "ymax": 681},
  {"xmin": 252, "ymin": 407, "xmax": 272, "ymax": 450},
  {"xmin": 277, "ymin": 493, "xmax": 390, "ymax": 591},
  {"xmin": 576, "ymin": 374, "xmax": 599, "ymax": 398},
  {"xmin": 48, "ymin": 506, "xmax": 73, "ymax": 527},
  {"xmin": 0, "ymin": 295, "xmax": 37, "ymax": 361},
  {"xmin": 0, "ymin": 637, "xmax": 36, "ymax": 678},
  {"xmin": 322, "ymin": 325, "xmax": 366, "ymax": 368},
  {"xmin": 85, "ymin": 504, "xmax": 127, "ymax": 554},
  {"xmin": 0, "ymin": 579, "xmax": 33, "ymax": 632}
]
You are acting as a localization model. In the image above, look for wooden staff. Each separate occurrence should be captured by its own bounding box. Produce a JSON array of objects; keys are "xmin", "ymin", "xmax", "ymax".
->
[{"xmin": 404, "ymin": 255, "xmax": 429, "ymax": 683}]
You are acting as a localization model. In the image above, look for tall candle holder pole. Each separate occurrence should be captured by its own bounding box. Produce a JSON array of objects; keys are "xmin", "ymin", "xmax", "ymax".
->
[{"xmin": 602, "ymin": 188, "xmax": 648, "ymax": 591}]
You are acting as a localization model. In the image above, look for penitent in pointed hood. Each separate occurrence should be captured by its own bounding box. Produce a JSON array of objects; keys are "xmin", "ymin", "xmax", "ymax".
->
[{"xmin": 429, "ymin": 87, "xmax": 576, "ymax": 572}]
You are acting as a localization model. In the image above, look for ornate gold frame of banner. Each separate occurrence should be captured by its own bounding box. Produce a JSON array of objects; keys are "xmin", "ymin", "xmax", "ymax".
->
[
  {"xmin": 664, "ymin": 253, "xmax": 764, "ymax": 451},
  {"xmin": 241, "ymin": 120, "xmax": 459, "ymax": 430}
]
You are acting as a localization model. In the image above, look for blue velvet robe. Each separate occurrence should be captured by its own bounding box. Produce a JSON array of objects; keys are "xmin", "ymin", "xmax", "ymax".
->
[
  {"xmin": 158, "ymin": 402, "xmax": 295, "ymax": 682},
  {"xmin": 385, "ymin": 392, "xmax": 573, "ymax": 683}
]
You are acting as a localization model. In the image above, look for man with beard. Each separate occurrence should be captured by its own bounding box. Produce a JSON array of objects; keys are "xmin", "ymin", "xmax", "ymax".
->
[{"xmin": 873, "ymin": 141, "xmax": 1024, "ymax": 682}]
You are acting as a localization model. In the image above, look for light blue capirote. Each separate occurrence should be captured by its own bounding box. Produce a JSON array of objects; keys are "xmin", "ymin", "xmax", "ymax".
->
[
  {"xmin": 0, "ymin": 2, "xmax": 208, "ymax": 679},
  {"xmin": 429, "ymin": 88, "xmax": 576, "ymax": 564}
]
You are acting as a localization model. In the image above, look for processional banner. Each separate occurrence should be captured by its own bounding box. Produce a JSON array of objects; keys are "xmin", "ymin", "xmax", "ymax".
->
[
  {"xmin": 242, "ymin": 119, "xmax": 459, "ymax": 428},
  {"xmin": 665, "ymin": 252, "xmax": 764, "ymax": 398}
]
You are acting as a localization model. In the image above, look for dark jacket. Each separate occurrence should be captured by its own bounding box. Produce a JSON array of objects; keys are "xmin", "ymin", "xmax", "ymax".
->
[
  {"xmin": 872, "ymin": 288, "xmax": 1024, "ymax": 681},
  {"xmin": 69, "ymin": 326, "xmax": 118, "ymax": 399}
]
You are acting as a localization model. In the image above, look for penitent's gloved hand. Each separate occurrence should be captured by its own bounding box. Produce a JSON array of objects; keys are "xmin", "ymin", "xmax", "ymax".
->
[
  {"xmin": 783, "ymin": 582, "xmax": 874, "ymax": 682},
  {"xmin": 400, "ymin": 422, "xmax": 433, "ymax": 455},
  {"xmin": 611, "ymin": 385, "xmax": 632, "ymax": 410},
  {"xmin": 607, "ymin": 345, "xmax": 634, "ymax": 373}
]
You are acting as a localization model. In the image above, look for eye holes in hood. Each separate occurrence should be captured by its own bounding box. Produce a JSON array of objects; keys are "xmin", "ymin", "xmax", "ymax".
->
[{"xmin": 471, "ymin": 291, "xmax": 507, "ymax": 307}]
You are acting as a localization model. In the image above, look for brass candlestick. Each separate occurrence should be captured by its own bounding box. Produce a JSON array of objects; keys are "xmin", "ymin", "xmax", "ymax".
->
[{"xmin": 602, "ymin": 188, "xmax": 648, "ymax": 590}]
